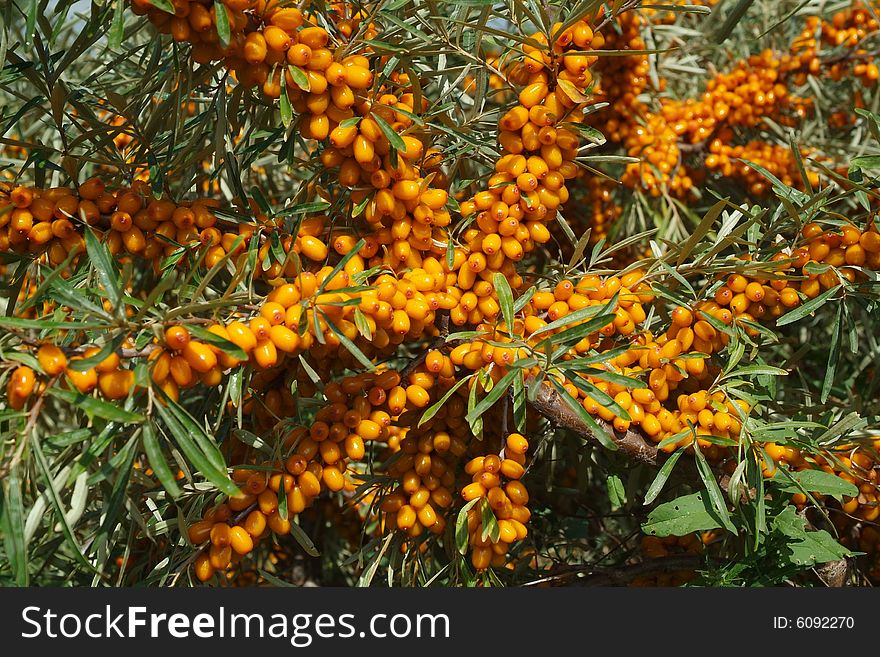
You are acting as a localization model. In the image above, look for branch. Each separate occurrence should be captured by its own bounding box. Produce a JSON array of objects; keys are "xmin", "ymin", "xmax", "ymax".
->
[
  {"xmin": 527, "ymin": 376, "xmax": 660, "ymax": 466},
  {"xmin": 815, "ymin": 558, "xmax": 848, "ymax": 587},
  {"xmin": 526, "ymin": 376, "xmax": 733, "ymax": 493}
]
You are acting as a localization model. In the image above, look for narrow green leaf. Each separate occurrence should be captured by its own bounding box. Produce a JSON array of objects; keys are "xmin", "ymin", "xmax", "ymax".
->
[
  {"xmin": 776, "ymin": 285, "xmax": 841, "ymax": 327},
  {"xmin": 187, "ymin": 325, "xmax": 248, "ymax": 361},
  {"xmin": 606, "ymin": 474, "xmax": 625, "ymax": 509},
  {"xmin": 456, "ymin": 498, "xmax": 480, "ymax": 555},
  {"xmin": 693, "ymin": 442, "xmax": 737, "ymax": 534},
  {"xmin": 480, "ymin": 498, "xmax": 500, "ymax": 543},
  {"xmin": 30, "ymin": 433, "xmax": 99, "ymax": 574},
  {"xmin": 644, "ymin": 448, "xmax": 684, "ymax": 505},
  {"xmin": 96, "ymin": 436, "xmax": 138, "ymax": 542},
  {"xmin": 321, "ymin": 313, "xmax": 375, "ymax": 370},
  {"xmin": 66, "ymin": 334, "xmax": 126, "ymax": 372},
  {"xmin": 493, "ymin": 272, "xmax": 514, "ymax": 332},
  {"xmin": 148, "ymin": 0, "xmax": 175, "ymax": 13},
  {"xmin": 213, "ymin": 0, "xmax": 231, "ymax": 47},
  {"xmin": 548, "ymin": 377, "xmax": 617, "ymax": 451},
  {"xmin": 289, "ymin": 521, "xmax": 320, "ymax": 557},
  {"xmin": 84, "ymin": 228, "xmax": 122, "ymax": 311},
  {"xmin": 142, "ymin": 422, "xmax": 182, "ymax": 499},
  {"xmin": 108, "ymin": 0, "xmax": 126, "ymax": 51},
  {"xmin": 153, "ymin": 397, "xmax": 237, "ymax": 496},
  {"xmin": 287, "ymin": 65, "xmax": 311, "ymax": 91},
  {"xmin": 419, "ymin": 374, "xmax": 473, "ymax": 427},
  {"xmin": 372, "ymin": 112, "xmax": 406, "ymax": 152},
  {"xmin": 47, "ymin": 388, "xmax": 144, "ymax": 423},
  {"xmin": 465, "ymin": 368, "xmax": 518, "ymax": 425},
  {"xmin": 358, "ymin": 533, "xmax": 394, "ymax": 586},
  {"xmin": 820, "ymin": 305, "xmax": 842, "ymax": 403},
  {"xmin": 713, "ymin": 0, "xmax": 756, "ymax": 43},
  {"xmin": 0, "ymin": 467, "xmax": 28, "ymax": 584}
]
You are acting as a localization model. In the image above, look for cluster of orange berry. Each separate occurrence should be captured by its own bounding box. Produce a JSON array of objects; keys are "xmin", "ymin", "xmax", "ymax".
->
[
  {"xmin": 460, "ymin": 433, "xmax": 531, "ymax": 571},
  {"xmin": 581, "ymin": 3, "xmax": 879, "ymax": 208},
  {"xmin": 450, "ymin": 21, "xmax": 600, "ymax": 311},
  {"xmin": 188, "ymin": 369, "xmax": 408, "ymax": 580},
  {"xmin": 790, "ymin": 5, "xmax": 880, "ymax": 86},
  {"xmin": 0, "ymin": 179, "xmax": 323, "ymax": 272},
  {"xmin": 375, "ymin": 360, "xmax": 471, "ymax": 547}
]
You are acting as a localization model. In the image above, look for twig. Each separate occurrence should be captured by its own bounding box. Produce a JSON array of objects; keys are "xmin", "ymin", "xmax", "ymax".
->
[
  {"xmin": 526, "ymin": 375, "xmax": 733, "ymax": 493},
  {"xmin": 527, "ymin": 375, "xmax": 660, "ymax": 466}
]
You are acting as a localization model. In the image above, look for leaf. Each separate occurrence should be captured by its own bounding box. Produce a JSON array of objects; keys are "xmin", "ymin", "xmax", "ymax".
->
[
  {"xmin": 257, "ymin": 570, "xmax": 296, "ymax": 587},
  {"xmin": 371, "ymin": 113, "xmax": 406, "ymax": 153},
  {"xmin": 84, "ymin": 228, "xmax": 122, "ymax": 312},
  {"xmin": 317, "ymin": 239, "xmax": 366, "ymax": 296},
  {"xmin": 29, "ymin": 433, "xmax": 98, "ymax": 575},
  {"xmin": 644, "ymin": 448, "xmax": 684, "ymax": 505},
  {"xmin": 465, "ymin": 368, "xmax": 518, "ymax": 425},
  {"xmin": 693, "ymin": 442, "xmax": 737, "ymax": 533},
  {"xmin": 358, "ymin": 533, "xmax": 394, "ymax": 586},
  {"xmin": 772, "ymin": 506, "xmax": 854, "ymax": 567},
  {"xmin": 548, "ymin": 377, "xmax": 617, "ymax": 451},
  {"xmin": 642, "ymin": 492, "xmax": 723, "ymax": 537},
  {"xmin": 95, "ymin": 436, "xmax": 138, "ymax": 545},
  {"xmin": 772, "ymin": 469, "xmax": 858, "ymax": 501},
  {"xmin": 676, "ymin": 200, "xmax": 725, "ymax": 267},
  {"xmin": 289, "ymin": 521, "xmax": 320, "ymax": 557},
  {"xmin": 713, "ymin": 0, "xmax": 756, "ymax": 43},
  {"xmin": 562, "ymin": 373, "xmax": 631, "ymax": 421},
  {"xmin": 0, "ymin": 466, "xmax": 28, "ymax": 584},
  {"xmin": 153, "ymin": 396, "xmax": 238, "ymax": 496},
  {"xmin": 480, "ymin": 498, "xmax": 500, "ymax": 543},
  {"xmin": 213, "ymin": 0, "xmax": 231, "ymax": 48},
  {"xmin": 542, "ymin": 313, "xmax": 615, "ymax": 350},
  {"xmin": 528, "ymin": 303, "xmax": 608, "ymax": 339},
  {"xmin": 851, "ymin": 155, "xmax": 880, "ymax": 169},
  {"xmin": 563, "ymin": 121, "xmax": 605, "ymax": 146},
  {"xmin": 279, "ymin": 84, "xmax": 293, "ymax": 129},
  {"xmin": 556, "ymin": 79, "xmax": 590, "ymax": 104},
  {"xmin": 820, "ymin": 304, "xmax": 842, "ymax": 403},
  {"xmin": 47, "ymin": 388, "xmax": 144, "ymax": 423},
  {"xmin": 720, "ymin": 364, "xmax": 788, "ymax": 380},
  {"xmin": 456, "ymin": 498, "xmax": 480, "ymax": 555},
  {"xmin": 286, "ymin": 65, "xmax": 311, "ymax": 91},
  {"xmin": 108, "ymin": 0, "xmax": 126, "ymax": 51},
  {"xmin": 419, "ymin": 374, "xmax": 473, "ymax": 427},
  {"xmin": 815, "ymin": 412, "xmax": 867, "ymax": 445},
  {"xmin": 148, "ymin": 0, "xmax": 175, "ymax": 13},
  {"xmin": 232, "ymin": 429, "xmax": 272, "ymax": 454},
  {"xmin": 776, "ymin": 285, "xmax": 841, "ymax": 327},
  {"xmin": 24, "ymin": 0, "xmax": 39, "ymax": 47},
  {"xmin": 321, "ymin": 313, "xmax": 375, "ymax": 370},
  {"xmin": 66, "ymin": 334, "xmax": 126, "ymax": 372},
  {"xmin": 606, "ymin": 474, "xmax": 625, "ymax": 509},
  {"xmin": 187, "ymin": 325, "xmax": 248, "ymax": 361},
  {"xmin": 142, "ymin": 422, "xmax": 182, "ymax": 499},
  {"xmin": 493, "ymin": 272, "xmax": 514, "ymax": 332}
]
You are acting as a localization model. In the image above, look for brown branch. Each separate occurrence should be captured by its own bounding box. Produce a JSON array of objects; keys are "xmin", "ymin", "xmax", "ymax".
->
[
  {"xmin": 527, "ymin": 375, "xmax": 660, "ymax": 466},
  {"xmin": 526, "ymin": 375, "xmax": 733, "ymax": 494},
  {"xmin": 815, "ymin": 558, "xmax": 849, "ymax": 587}
]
